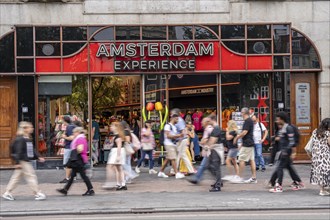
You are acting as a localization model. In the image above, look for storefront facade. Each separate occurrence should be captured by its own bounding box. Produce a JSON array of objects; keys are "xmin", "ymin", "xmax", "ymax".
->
[{"xmin": 0, "ymin": 1, "xmax": 329, "ymax": 167}]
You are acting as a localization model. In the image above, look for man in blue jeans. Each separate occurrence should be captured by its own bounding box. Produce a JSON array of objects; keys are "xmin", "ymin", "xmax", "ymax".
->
[{"xmin": 251, "ymin": 114, "xmax": 268, "ymax": 172}]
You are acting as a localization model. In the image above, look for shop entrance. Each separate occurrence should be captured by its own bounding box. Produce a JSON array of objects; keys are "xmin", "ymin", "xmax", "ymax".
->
[
  {"xmin": 0, "ymin": 77, "xmax": 17, "ymax": 167},
  {"xmin": 91, "ymin": 75, "xmax": 142, "ymax": 164}
]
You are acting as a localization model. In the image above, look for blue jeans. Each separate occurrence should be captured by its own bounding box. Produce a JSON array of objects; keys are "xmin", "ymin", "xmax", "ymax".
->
[
  {"xmin": 255, "ymin": 143, "xmax": 265, "ymax": 168},
  {"xmin": 195, "ymin": 156, "xmax": 208, "ymax": 182},
  {"xmin": 137, "ymin": 150, "xmax": 154, "ymax": 169},
  {"xmin": 192, "ymin": 135, "xmax": 200, "ymax": 157}
]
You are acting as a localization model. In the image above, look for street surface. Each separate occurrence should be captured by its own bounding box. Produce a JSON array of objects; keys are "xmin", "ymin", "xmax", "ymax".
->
[{"xmin": 0, "ymin": 164, "xmax": 329, "ymax": 218}]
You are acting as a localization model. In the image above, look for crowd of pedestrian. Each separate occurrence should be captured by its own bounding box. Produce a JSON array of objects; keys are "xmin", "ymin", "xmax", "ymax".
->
[{"xmin": 2, "ymin": 108, "xmax": 330, "ymax": 201}]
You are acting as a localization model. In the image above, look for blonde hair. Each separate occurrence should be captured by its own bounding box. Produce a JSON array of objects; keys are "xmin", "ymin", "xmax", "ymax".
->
[
  {"xmin": 17, "ymin": 121, "xmax": 33, "ymax": 136},
  {"xmin": 227, "ymin": 120, "xmax": 238, "ymax": 132},
  {"xmin": 112, "ymin": 122, "xmax": 125, "ymax": 140}
]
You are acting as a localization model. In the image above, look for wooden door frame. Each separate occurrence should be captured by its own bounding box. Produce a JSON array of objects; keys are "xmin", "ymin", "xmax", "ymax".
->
[{"xmin": 290, "ymin": 72, "xmax": 319, "ymax": 161}]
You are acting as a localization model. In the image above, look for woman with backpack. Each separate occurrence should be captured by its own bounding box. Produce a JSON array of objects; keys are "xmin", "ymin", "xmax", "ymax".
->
[
  {"xmin": 310, "ymin": 118, "xmax": 330, "ymax": 196},
  {"xmin": 135, "ymin": 120, "xmax": 157, "ymax": 174}
]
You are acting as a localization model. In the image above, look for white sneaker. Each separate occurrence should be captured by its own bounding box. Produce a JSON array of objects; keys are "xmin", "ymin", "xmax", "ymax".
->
[
  {"xmin": 222, "ymin": 175, "xmax": 234, "ymax": 181},
  {"xmin": 319, "ymin": 191, "xmax": 330, "ymax": 196},
  {"xmin": 170, "ymin": 168, "xmax": 175, "ymax": 175},
  {"xmin": 2, "ymin": 192, "xmax": 14, "ymax": 201},
  {"xmin": 158, "ymin": 172, "xmax": 169, "ymax": 178},
  {"xmin": 35, "ymin": 192, "xmax": 46, "ymax": 201},
  {"xmin": 269, "ymin": 183, "xmax": 283, "ymax": 193},
  {"xmin": 230, "ymin": 176, "xmax": 244, "ymax": 184},
  {"xmin": 135, "ymin": 166, "xmax": 141, "ymax": 174},
  {"xmin": 149, "ymin": 169, "xmax": 158, "ymax": 174},
  {"xmin": 244, "ymin": 178, "xmax": 258, "ymax": 184},
  {"xmin": 175, "ymin": 172, "xmax": 185, "ymax": 179}
]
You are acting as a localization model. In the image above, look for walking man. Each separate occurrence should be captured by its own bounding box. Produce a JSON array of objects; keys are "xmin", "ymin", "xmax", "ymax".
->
[
  {"xmin": 233, "ymin": 107, "xmax": 257, "ymax": 183},
  {"xmin": 269, "ymin": 112, "xmax": 304, "ymax": 193},
  {"xmin": 251, "ymin": 114, "xmax": 268, "ymax": 172},
  {"xmin": 2, "ymin": 122, "xmax": 46, "ymax": 201},
  {"xmin": 158, "ymin": 113, "xmax": 185, "ymax": 179}
]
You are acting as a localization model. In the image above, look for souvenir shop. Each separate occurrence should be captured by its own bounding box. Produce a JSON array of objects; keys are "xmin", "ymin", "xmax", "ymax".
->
[{"xmin": 0, "ymin": 23, "xmax": 322, "ymax": 167}]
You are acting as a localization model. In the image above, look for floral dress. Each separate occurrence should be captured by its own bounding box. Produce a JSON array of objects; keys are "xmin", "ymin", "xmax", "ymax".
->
[{"xmin": 310, "ymin": 130, "xmax": 330, "ymax": 187}]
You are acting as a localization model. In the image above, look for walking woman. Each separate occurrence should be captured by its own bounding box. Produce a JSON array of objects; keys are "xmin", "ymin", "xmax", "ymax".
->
[
  {"xmin": 135, "ymin": 120, "xmax": 157, "ymax": 174},
  {"xmin": 107, "ymin": 122, "xmax": 127, "ymax": 190},
  {"xmin": 57, "ymin": 127, "xmax": 94, "ymax": 196},
  {"xmin": 2, "ymin": 122, "xmax": 46, "ymax": 201},
  {"xmin": 310, "ymin": 118, "xmax": 330, "ymax": 196},
  {"xmin": 222, "ymin": 120, "xmax": 240, "ymax": 182}
]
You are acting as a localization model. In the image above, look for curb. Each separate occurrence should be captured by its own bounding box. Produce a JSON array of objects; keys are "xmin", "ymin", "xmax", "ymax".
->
[{"xmin": 1, "ymin": 206, "xmax": 330, "ymax": 217}]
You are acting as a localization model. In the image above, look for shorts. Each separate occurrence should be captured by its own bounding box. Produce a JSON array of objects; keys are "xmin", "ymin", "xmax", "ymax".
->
[
  {"xmin": 63, "ymin": 148, "xmax": 71, "ymax": 166},
  {"xmin": 228, "ymin": 148, "xmax": 239, "ymax": 159},
  {"xmin": 164, "ymin": 145, "xmax": 177, "ymax": 160},
  {"xmin": 238, "ymin": 146, "xmax": 255, "ymax": 162}
]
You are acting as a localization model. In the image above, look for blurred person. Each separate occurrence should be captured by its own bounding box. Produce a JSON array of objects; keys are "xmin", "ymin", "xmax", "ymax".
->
[
  {"xmin": 59, "ymin": 115, "xmax": 76, "ymax": 184},
  {"xmin": 251, "ymin": 114, "xmax": 268, "ymax": 172},
  {"xmin": 56, "ymin": 127, "xmax": 94, "ymax": 196},
  {"xmin": 222, "ymin": 120, "xmax": 240, "ymax": 182},
  {"xmin": 135, "ymin": 120, "xmax": 157, "ymax": 174},
  {"xmin": 158, "ymin": 114, "xmax": 185, "ymax": 179},
  {"xmin": 130, "ymin": 118, "xmax": 140, "ymax": 139},
  {"xmin": 91, "ymin": 115, "xmax": 100, "ymax": 166},
  {"xmin": 2, "ymin": 122, "xmax": 46, "ymax": 201},
  {"xmin": 121, "ymin": 121, "xmax": 139, "ymax": 184},
  {"xmin": 233, "ymin": 107, "xmax": 257, "ymax": 184},
  {"xmin": 269, "ymin": 112, "xmax": 303, "ymax": 193},
  {"xmin": 310, "ymin": 118, "xmax": 330, "ymax": 196},
  {"xmin": 186, "ymin": 122, "xmax": 199, "ymax": 163},
  {"xmin": 171, "ymin": 108, "xmax": 195, "ymax": 175}
]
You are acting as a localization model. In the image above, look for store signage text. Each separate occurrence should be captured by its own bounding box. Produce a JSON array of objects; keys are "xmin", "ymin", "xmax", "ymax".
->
[
  {"xmin": 96, "ymin": 42, "xmax": 214, "ymax": 71},
  {"xmin": 181, "ymin": 87, "xmax": 214, "ymax": 95}
]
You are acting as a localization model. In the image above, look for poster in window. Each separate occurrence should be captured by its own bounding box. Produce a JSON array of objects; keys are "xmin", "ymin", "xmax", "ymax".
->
[{"xmin": 295, "ymin": 83, "xmax": 311, "ymax": 124}]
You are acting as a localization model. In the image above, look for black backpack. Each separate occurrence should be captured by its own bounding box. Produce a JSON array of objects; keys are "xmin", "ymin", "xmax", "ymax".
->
[{"xmin": 159, "ymin": 124, "xmax": 172, "ymax": 146}]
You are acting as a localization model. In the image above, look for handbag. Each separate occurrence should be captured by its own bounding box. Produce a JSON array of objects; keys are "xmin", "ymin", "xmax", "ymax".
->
[
  {"xmin": 304, "ymin": 136, "xmax": 313, "ymax": 156},
  {"xmin": 66, "ymin": 149, "xmax": 84, "ymax": 168},
  {"xmin": 141, "ymin": 142, "xmax": 153, "ymax": 151},
  {"xmin": 124, "ymin": 142, "xmax": 135, "ymax": 155}
]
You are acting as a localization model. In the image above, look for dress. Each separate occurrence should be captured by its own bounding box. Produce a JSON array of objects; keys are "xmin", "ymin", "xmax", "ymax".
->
[{"xmin": 310, "ymin": 130, "xmax": 330, "ymax": 187}]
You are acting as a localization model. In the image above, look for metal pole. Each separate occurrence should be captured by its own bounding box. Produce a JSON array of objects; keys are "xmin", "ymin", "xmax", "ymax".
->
[{"xmin": 88, "ymin": 76, "xmax": 93, "ymax": 168}]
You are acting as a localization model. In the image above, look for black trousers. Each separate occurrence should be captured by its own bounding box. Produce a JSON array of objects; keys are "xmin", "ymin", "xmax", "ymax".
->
[
  {"xmin": 269, "ymin": 143, "xmax": 279, "ymax": 164},
  {"xmin": 271, "ymin": 155, "xmax": 301, "ymax": 186},
  {"xmin": 206, "ymin": 149, "xmax": 222, "ymax": 188},
  {"xmin": 64, "ymin": 166, "xmax": 93, "ymax": 191}
]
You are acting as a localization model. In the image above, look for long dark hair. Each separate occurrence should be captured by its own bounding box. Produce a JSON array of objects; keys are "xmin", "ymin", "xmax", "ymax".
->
[{"xmin": 316, "ymin": 118, "xmax": 330, "ymax": 139}]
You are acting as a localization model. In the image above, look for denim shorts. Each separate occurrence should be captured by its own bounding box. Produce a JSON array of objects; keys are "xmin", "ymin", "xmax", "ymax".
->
[
  {"xmin": 63, "ymin": 148, "xmax": 71, "ymax": 166},
  {"xmin": 228, "ymin": 148, "xmax": 238, "ymax": 159}
]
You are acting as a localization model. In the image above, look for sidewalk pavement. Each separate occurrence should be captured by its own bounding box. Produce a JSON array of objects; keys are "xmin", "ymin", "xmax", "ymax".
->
[{"xmin": 0, "ymin": 164, "xmax": 329, "ymax": 217}]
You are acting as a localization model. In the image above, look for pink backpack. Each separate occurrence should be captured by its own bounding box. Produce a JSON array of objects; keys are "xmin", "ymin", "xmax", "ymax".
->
[{"xmin": 130, "ymin": 133, "xmax": 141, "ymax": 151}]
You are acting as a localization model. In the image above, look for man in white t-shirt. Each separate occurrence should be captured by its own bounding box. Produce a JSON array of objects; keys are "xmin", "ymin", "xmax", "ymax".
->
[
  {"xmin": 251, "ymin": 114, "xmax": 268, "ymax": 172},
  {"xmin": 158, "ymin": 114, "xmax": 185, "ymax": 179}
]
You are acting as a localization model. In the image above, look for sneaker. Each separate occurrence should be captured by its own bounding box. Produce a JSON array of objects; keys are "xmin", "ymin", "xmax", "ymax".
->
[
  {"xmin": 222, "ymin": 175, "xmax": 234, "ymax": 181},
  {"xmin": 149, "ymin": 169, "xmax": 158, "ymax": 174},
  {"xmin": 158, "ymin": 172, "xmax": 169, "ymax": 178},
  {"xmin": 244, "ymin": 178, "xmax": 258, "ymax": 184},
  {"xmin": 82, "ymin": 189, "xmax": 95, "ymax": 196},
  {"xmin": 269, "ymin": 184, "xmax": 283, "ymax": 193},
  {"xmin": 230, "ymin": 176, "xmax": 244, "ymax": 184},
  {"xmin": 56, "ymin": 188, "xmax": 67, "ymax": 196},
  {"xmin": 268, "ymin": 163, "xmax": 273, "ymax": 166},
  {"xmin": 2, "ymin": 192, "xmax": 14, "ymax": 201},
  {"xmin": 125, "ymin": 179, "xmax": 132, "ymax": 184},
  {"xmin": 35, "ymin": 192, "xmax": 46, "ymax": 201},
  {"xmin": 256, "ymin": 167, "xmax": 260, "ymax": 171},
  {"xmin": 116, "ymin": 185, "xmax": 128, "ymax": 191},
  {"xmin": 187, "ymin": 179, "xmax": 199, "ymax": 185},
  {"xmin": 170, "ymin": 168, "xmax": 175, "ymax": 175},
  {"xmin": 175, "ymin": 172, "xmax": 185, "ymax": 179},
  {"xmin": 209, "ymin": 187, "xmax": 221, "ymax": 192},
  {"xmin": 290, "ymin": 181, "xmax": 305, "ymax": 190},
  {"xmin": 319, "ymin": 191, "xmax": 330, "ymax": 196},
  {"xmin": 135, "ymin": 166, "xmax": 141, "ymax": 174},
  {"xmin": 192, "ymin": 160, "xmax": 196, "ymax": 164},
  {"xmin": 261, "ymin": 168, "xmax": 266, "ymax": 172},
  {"xmin": 59, "ymin": 178, "xmax": 69, "ymax": 184}
]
